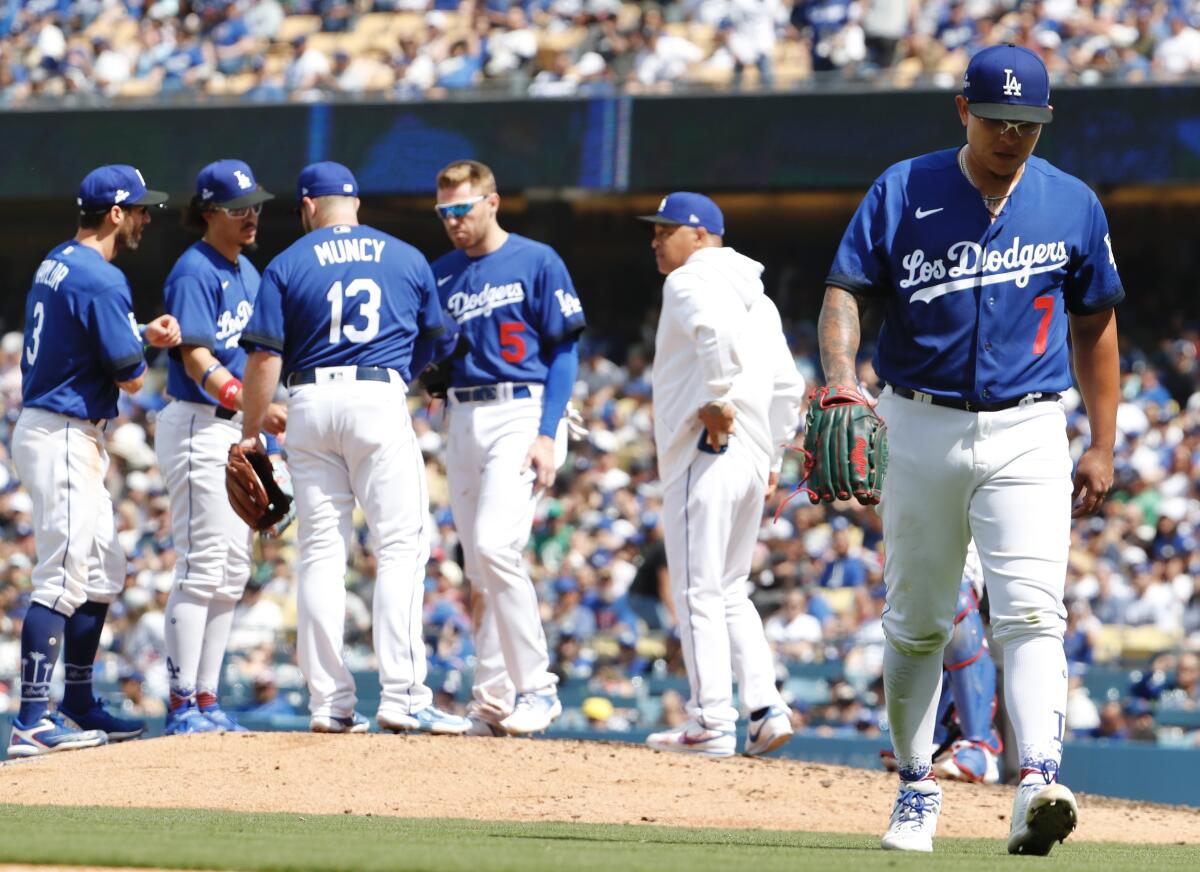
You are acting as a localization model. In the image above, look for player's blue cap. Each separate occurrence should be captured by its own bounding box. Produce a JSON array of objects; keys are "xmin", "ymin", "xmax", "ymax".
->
[
  {"xmin": 296, "ymin": 161, "xmax": 359, "ymax": 201},
  {"xmin": 963, "ymin": 44, "xmax": 1053, "ymax": 124},
  {"xmin": 77, "ymin": 164, "xmax": 168, "ymax": 212},
  {"xmin": 637, "ymin": 192, "xmax": 725, "ymax": 236},
  {"xmin": 196, "ymin": 159, "xmax": 274, "ymax": 209}
]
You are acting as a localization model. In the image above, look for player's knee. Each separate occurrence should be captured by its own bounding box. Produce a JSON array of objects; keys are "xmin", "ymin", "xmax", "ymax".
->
[
  {"xmin": 474, "ymin": 538, "xmax": 520, "ymax": 574},
  {"xmin": 990, "ymin": 610, "xmax": 1064, "ymax": 644},
  {"xmin": 884, "ymin": 624, "xmax": 951, "ymax": 657}
]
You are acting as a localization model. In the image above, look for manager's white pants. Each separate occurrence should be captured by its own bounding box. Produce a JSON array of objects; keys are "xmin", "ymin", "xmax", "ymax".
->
[
  {"xmin": 661, "ymin": 439, "xmax": 783, "ymax": 733},
  {"xmin": 287, "ymin": 374, "xmax": 432, "ymax": 720},
  {"xmin": 12, "ymin": 408, "xmax": 124, "ymax": 617}
]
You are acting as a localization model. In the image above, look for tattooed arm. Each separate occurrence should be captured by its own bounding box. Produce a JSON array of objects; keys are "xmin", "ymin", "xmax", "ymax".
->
[{"xmin": 818, "ymin": 285, "xmax": 864, "ymax": 389}]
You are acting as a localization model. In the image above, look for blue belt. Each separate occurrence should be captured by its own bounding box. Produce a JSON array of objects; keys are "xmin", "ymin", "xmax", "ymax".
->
[
  {"xmin": 451, "ymin": 384, "xmax": 532, "ymax": 403},
  {"xmin": 287, "ymin": 365, "xmax": 394, "ymax": 388}
]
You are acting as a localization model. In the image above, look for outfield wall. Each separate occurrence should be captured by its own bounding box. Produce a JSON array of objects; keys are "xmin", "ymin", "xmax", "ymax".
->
[{"xmin": 4, "ymin": 83, "xmax": 1200, "ymax": 200}]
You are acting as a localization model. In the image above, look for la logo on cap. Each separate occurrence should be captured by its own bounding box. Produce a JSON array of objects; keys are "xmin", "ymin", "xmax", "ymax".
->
[
  {"xmin": 657, "ymin": 197, "xmax": 667, "ymax": 212},
  {"xmin": 1003, "ymin": 69, "xmax": 1022, "ymax": 96},
  {"xmin": 234, "ymin": 170, "xmax": 252, "ymax": 190},
  {"xmin": 114, "ymin": 190, "xmax": 130, "ymax": 204}
]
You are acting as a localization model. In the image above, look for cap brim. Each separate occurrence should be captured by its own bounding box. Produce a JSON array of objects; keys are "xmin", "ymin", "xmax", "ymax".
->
[
  {"xmin": 214, "ymin": 189, "xmax": 275, "ymax": 209},
  {"xmin": 969, "ymin": 103, "xmax": 1053, "ymax": 124},
  {"xmin": 131, "ymin": 189, "xmax": 169, "ymax": 206},
  {"xmin": 636, "ymin": 214, "xmax": 682, "ymax": 225}
]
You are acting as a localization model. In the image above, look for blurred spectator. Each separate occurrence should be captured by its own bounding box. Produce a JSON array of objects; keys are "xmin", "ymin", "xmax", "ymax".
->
[{"xmin": 764, "ymin": 589, "xmax": 823, "ymax": 662}]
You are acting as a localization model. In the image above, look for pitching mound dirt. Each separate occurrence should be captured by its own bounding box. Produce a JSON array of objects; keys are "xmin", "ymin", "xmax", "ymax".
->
[{"xmin": 3, "ymin": 733, "xmax": 1197, "ymax": 844}]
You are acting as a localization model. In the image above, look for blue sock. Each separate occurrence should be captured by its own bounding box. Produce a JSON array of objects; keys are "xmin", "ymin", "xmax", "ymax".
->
[
  {"xmin": 19, "ymin": 603, "xmax": 67, "ymax": 726},
  {"xmin": 63, "ymin": 601, "xmax": 108, "ymax": 713}
]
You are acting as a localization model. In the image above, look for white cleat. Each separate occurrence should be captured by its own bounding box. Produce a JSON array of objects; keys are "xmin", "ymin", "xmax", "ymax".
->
[
  {"xmin": 500, "ymin": 691, "xmax": 562, "ymax": 735},
  {"xmin": 880, "ymin": 777, "xmax": 942, "ymax": 852},
  {"xmin": 378, "ymin": 706, "xmax": 471, "ymax": 735},
  {"xmin": 744, "ymin": 706, "xmax": 794, "ymax": 757},
  {"xmin": 465, "ymin": 713, "xmax": 509, "ymax": 737},
  {"xmin": 646, "ymin": 722, "xmax": 736, "ymax": 758},
  {"xmin": 310, "ymin": 712, "xmax": 370, "ymax": 734},
  {"xmin": 1008, "ymin": 781, "xmax": 1078, "ymax": 855}
]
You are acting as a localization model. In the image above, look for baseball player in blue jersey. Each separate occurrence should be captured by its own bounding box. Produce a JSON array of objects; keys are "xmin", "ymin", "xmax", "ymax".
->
[
  {"xmin": 237, "ymin": 161, "xmax": 469, "ymax": 735},
  {"xmin": 818, "ymin": 45, "xmax": 1121, "ymax": 854},
  {"xmin": 9, "ymin": 165, "xmax": 181, "ymax": 757},
  {"xmin": 156, "ymin": 159, "xmax": 291, "ymax": 736},
  {"xmin": 429, "ymin": 159, "xmax": 585, "ymax": 736}
]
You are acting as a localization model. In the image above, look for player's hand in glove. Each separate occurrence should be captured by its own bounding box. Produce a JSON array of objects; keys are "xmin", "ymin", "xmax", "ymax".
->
[
  {"xmin": 418, "ymin": 360, "xmax": 451, "ymax": 400},
  {"xmin": 801, "ymin": 385, "xmax": 888, "ymax": 506},
  {"xmin": 226, "ymin": 443, "xmax": 294, "ymax": 532},
  {"xmin": 262, "ymin": 455, "xmax": 296, "ymax": 537}
]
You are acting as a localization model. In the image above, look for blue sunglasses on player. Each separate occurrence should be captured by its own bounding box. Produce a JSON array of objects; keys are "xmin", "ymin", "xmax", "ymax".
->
[{"xmin": 435, "ymin": 195, "xmax": 485, "ymax": 220}]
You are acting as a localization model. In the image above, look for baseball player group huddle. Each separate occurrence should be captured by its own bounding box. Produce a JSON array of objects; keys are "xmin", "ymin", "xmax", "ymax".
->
[{"xmin": 12, "ymin": 45, "xmax": 1120, "ymax": 857}]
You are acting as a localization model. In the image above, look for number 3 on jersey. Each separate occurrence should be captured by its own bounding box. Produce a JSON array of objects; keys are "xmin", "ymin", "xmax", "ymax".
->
[
  {"xmin": 327, "ymin": 278, "xmax": 381, "ymax": 344},
  {"xmin": 25, "ymin": 301, "xmax": 44, "ymax": 364},
  {"xmin": 499, "ymin": 322, "xmax": 526, "ymax": 363}
]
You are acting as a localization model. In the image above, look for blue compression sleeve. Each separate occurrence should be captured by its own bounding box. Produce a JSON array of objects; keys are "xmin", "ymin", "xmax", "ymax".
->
[
  {"xmin": 263, "ymin": 432, "xmax": 281, "ymax": 456},
  {"xmin": 539, "ymin": 338, "xmax": 577, "ymax": 438}
]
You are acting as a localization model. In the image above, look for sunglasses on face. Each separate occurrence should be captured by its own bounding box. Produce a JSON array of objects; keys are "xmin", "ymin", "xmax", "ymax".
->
[
  {"xmin": 434, "ymin": 195, "xmax": 485, "ymax": 220},
  {"xmin": 213, "ymin": 203, "xmax": 263, "ymax": 219},
  {"xmin": 981, "ymin": 117, "xmax": 1042, "ymax": 138}
]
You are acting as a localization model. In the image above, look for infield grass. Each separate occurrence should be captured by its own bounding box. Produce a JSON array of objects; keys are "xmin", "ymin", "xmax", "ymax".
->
[{"xmin": 0, "ymin": 805, "xmax": 1195, "ymax": 872}]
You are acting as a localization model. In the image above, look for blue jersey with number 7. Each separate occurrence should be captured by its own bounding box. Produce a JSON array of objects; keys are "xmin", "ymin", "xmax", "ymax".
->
[
  {"xmin": 430, "ymin": 233, "xmax": 586, "ymax": 388},
  {"xmin": 240, "ymin": 223, "xmax": 447, "ymax": 381},
  {"xmin": 827, "ymin": 149, "xmax": 1124, "ymax": 405}
]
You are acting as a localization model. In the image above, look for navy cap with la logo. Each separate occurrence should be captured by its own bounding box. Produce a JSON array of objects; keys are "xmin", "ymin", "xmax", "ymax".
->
[
  {"xmin": 963, "ymin": 44, "xmax": 1053, "ymax": 125},
  {"xmin": 196, "ymin": 159, "xmax": 274, "ymax": 209}
]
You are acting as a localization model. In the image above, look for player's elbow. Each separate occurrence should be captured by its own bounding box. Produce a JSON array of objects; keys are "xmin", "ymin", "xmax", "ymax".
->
[{"xmin": 117, "ymin": 373, "xmax": 146, "ymax": 394}]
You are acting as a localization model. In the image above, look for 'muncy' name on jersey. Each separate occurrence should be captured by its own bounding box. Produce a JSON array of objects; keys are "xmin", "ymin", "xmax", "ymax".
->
[
  {"xmin": 430, "ymin": 234, "xmax": 586, "ymax": 388},
  {"xmin": 241, "ymin": 224, "xmax": 446, "ymax": 381}
]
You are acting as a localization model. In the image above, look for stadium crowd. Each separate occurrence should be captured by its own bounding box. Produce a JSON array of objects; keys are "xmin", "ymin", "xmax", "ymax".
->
[
  {"xmin": 2, "ymin": 0, "xmax": 1200, "ymax": 104},
  {"xmin": 0, "ymin": 306, "xmax": 1197, "ymax": 746}
]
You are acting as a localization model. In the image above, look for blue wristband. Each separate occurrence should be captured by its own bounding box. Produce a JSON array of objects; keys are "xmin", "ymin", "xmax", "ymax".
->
[{"xmin": 200, "ymin": 361, "xmax": 222, "ymax": 388}]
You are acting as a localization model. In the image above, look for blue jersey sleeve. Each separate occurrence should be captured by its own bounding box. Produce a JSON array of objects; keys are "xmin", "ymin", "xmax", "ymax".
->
[
  {"xmin": 240, "ymin": 263, "xmax": 285, "ymax": 354},
  {"xmin": 165, "ymin": 272, "xmax": 218, "ymax": 348},
  {"xmin": 827, "ymin": 180, "xmax": 891, "ymax": 297},
  {"xmin": 534, "ymin": 251, "xmax": 586, "ymax": 343},
  {"xmin": 1063, "ymin": 196, "xmax": 1125, "ymax": 315},
  {"xmin": 86, "ymin": 284, "xmax": 146, "ymax": 380},
  {"xmin": 416, "ymin": 259, "xmax": 448, "ymax": 341}
]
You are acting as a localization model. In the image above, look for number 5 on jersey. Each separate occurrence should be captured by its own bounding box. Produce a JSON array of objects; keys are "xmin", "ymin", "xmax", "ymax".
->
[
  {"xmin": 499, "ymin": 321, "xmax": 526, "ymax": 363},
  {"xmin": 327, "ymin": 279, "xmax": 381, "ymax": 344}
]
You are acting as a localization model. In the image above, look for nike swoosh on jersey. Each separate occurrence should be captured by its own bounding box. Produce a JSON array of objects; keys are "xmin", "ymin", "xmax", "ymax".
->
[
  {"xmin": 221, "ymin": 281, "xmax": 230, "ymax": 289},
  {"xmin": 437, "ymin": 275, "xmax": 454, "ymax": 287},
  {"xmin": 915, "ymin": 207, "xmax": 944, "ymax": 219}
]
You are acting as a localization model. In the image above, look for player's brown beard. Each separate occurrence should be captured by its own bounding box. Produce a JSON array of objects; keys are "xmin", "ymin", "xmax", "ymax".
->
[{"xmin": 115, "ymin": 212, "xmax": 143, "ymax": 253}]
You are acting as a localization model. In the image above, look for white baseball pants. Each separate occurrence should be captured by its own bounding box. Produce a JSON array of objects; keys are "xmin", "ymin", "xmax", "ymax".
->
[
  {"xmin": 155, "ymin": 400, "xmax": 254, "ymax": 698},
  {"xmin": 878, "ymin": 389, "xmax": 1071, "ymax": 776},
  {"xmin": 287, "ymin": 371, "xmax": 433, "ymax": 721},
  {"xmin": 447, "ymin": 394, "xmax": 563, "ymax": 716},
  {"xmin": 661, "ymin": 438, "xmax": 784, "ymax": 733},
  {"xmin": 155, "ymin": 401, "xmax": 253, "ymax": 603},
  {"xmin": 12, "ymin": 408, "xmax": 125, "ymax": 618}
]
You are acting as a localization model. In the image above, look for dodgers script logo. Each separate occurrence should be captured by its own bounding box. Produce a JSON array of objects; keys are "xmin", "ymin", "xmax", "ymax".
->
[
  {"xmin": 216, "ymin": 300, "xmax": 254, "ymax": 348},
  {"xmin": 447, "ymin": 281, "xmax": 525, "ymax": 322},
  {"xmin": 899, "ymin": 237, "xmax": 1069, "ymax": 303}
]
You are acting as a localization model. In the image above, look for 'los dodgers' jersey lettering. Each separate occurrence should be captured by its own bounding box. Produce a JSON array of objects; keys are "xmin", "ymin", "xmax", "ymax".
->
[
  {"xmin": 827, "ymin": 149, "xmax": 1124, "ymax": 403},
  {"xmin": 163, "ymin": 240, "xmax": 261, "ymax": 405},
  {"xmin": 21, "ymin": 241, "xmax": 146, "ymax": 421},
  {"xmin": 241, "ymin": 224, "xmax": 445, "ymax": 380},
  {"xmin": 431, "ymin": 234, "xmax": 586, "ymax": 387}
]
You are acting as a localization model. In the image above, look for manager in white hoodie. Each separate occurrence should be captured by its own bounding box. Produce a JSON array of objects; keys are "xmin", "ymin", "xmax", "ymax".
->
[{"xmin": 639, "ymin": 192, "xmax": 806, "ymax": 758}]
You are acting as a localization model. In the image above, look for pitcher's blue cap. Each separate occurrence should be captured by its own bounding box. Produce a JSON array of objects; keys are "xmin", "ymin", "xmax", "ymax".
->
[
  {"xmin": 196, "ymin": 159, "xmax": 274, "ymax": 209},
  {"xmin": 296, "ymin": 161, "xmax": 359, "ymax": 201},
  {"xmin": 963, "ymin": 44, "xmax": 1053, "ymax": 124},
  {"xmin": 77, "ymin": 165, "xmax": 168, "ymax": 212},
  {"xmin": 637, "ymin": 192, "xmax": 725, "ymax": 236}
]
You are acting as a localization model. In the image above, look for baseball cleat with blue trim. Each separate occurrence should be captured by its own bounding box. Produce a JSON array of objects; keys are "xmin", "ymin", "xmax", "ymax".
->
[
  {"xmin": 1008, "ymin": 781, "xmax": 1078, "ymax": 855},
  {"xmin": 199, "ymin": 706, "xmax": 249, "ymax": 732},
  {"xmin": 378, "ymin": 706, "xmax": 471, "ymax": 735},
  {"xmin": 310, "ymin": 711, "xmax": 370, "ymax": 734},
  {"xmin": 7, "ymin": 713, "xmax": 108, "ymax": 758},
  {"xmin": 164, "ymin": 700, "xmax": 221, "ymax": 736},
  {"xmin": 881, "ymin": 776, "xmax": 942, "ymax": 852},
  {"xmin": 500, "ymin": 691, "xmax": 563, "ymax": 735},
  {"xmin": 59, "ymin": 697, "xmax": 146, "ymax": 742}
]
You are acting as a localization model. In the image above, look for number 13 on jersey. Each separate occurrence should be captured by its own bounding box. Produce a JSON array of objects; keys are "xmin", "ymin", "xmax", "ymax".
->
[{"xmin": 327, "ymin": 279, "xmax": 381, "ymax": 344}]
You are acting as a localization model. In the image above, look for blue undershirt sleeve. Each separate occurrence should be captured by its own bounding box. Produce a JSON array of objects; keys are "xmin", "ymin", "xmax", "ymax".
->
[{"xmin": 538, "ymin": 337, "xmax": 577, "ymax": 438}]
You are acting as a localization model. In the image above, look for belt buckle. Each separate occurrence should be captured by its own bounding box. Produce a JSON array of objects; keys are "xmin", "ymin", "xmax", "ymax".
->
[
  {"xmin": 962, "ymin": 400, "xmax": 975, "ymax": 412},
  {"xmin": 1018, "ymin": 392, "xmax": 1042, "ymax": 408}
]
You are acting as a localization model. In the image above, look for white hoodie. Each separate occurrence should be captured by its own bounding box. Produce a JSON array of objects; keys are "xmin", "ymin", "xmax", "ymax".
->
[{"xmin": 651, "ymin": 246, "xmax": 806, "ymax": 488}]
